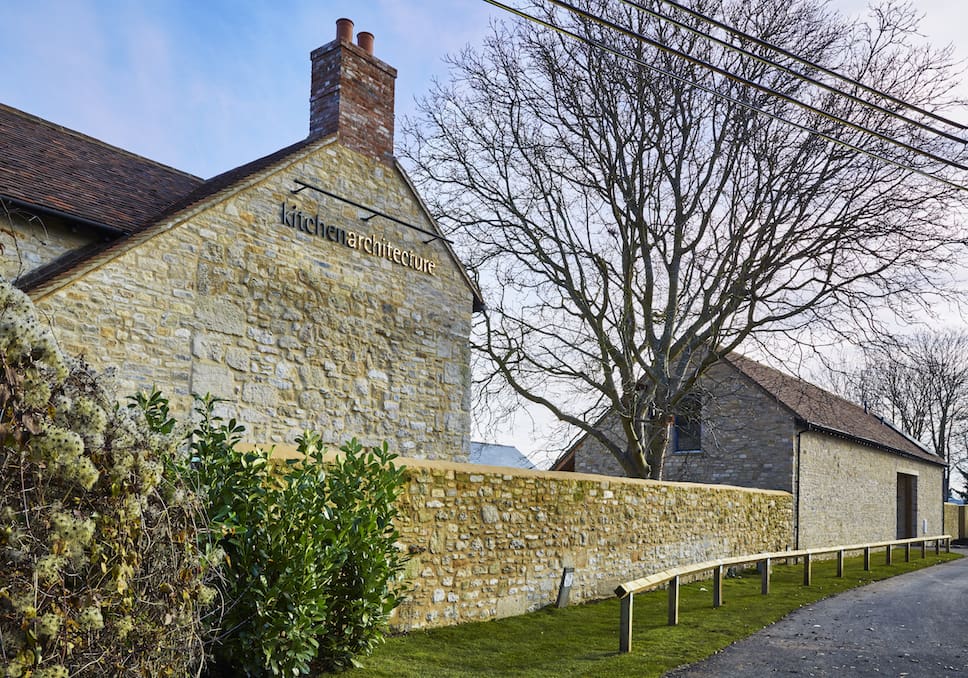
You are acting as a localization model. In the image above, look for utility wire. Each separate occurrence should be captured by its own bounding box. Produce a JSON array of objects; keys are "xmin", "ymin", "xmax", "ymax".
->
[
  {"xmin": 546, "ymin": 0, "xmax": 968, "ymax": 171},
  {"xmin": 616, "ymin": 0, "xmax": 967, "ymax": 145},
  {"xmin": 656, "ymin": 0, "xmax": 968, "ymax": 132},
  {"xmin": 481, "ymin": 0, "xmax": 968, "ymax": 192}
]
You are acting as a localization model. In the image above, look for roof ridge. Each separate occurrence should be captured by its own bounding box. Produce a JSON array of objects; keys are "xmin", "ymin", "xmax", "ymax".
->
[{"xmin": 0, "ymin": 102, "xmax": 202, "ymax": 182}]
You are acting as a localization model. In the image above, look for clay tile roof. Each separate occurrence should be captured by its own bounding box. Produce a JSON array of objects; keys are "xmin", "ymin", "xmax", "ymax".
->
[
  {"xmin": 3, "ymin": 103, "xmax": 321, "ymax": 293},
  {"xmin": 0, "ymin": 103, "xmax": 203, "ymax": 233},
  {"xmin": 152, "ymin": 137, "xmax": 315, "ymax": 223},
  {"xmin": 725, "ymin": 353, "xmax": 942, "ymax": 465}
]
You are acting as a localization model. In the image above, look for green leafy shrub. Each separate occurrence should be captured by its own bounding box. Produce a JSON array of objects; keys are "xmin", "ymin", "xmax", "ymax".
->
[
  {"xmin": 180, "ymin": 396, "xmax": 409, "ymax": 676},
  {"xmin": 0, "ymin": 278, "xmax": 213, "ymax": 677},
  {"xmin": 312, "ymin": 435, "xmax": 410, "ymax": 673}
]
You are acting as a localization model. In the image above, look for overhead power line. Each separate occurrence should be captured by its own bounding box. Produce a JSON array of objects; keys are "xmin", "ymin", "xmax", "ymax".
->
[
  {"xmin": 616, "ymin": 0, "xmax": 968, "ymax": 145},
  {"xmin": 546, "ymin": 0, "xmax": 968, "ymax": 171},
  {"xmin": 655, "ymin": 0, "xmax": 968, "ymax": 132},
  {"xmin": 480, "ymin": 0, "xmax": 968, "ymax": 192}
]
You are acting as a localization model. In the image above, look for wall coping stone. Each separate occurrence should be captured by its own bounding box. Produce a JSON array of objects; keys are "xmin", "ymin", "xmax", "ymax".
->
[{"xmin": 246, "ymin": 442, "xmax": 792, "ymax": 497}]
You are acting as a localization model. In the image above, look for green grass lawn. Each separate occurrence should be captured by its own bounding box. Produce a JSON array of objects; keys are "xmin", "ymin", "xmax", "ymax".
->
[{"xmin": 340, "ymin": 549, "xmax": 961, "ymax": 677}]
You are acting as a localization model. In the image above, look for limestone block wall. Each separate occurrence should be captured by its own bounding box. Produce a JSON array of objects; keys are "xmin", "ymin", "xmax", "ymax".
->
[
  {"xmin": 943, "ymin": 502, "xmax": 965, "ymax": 540},
  {"xmin": 1, "ymin": 209, "xmax": 95, "ymax": 281},
  {"xmin": 798, "ymin": 431, "xmax": 944, "ymax": 548},
  {"xmin": 33, "ymin": 141, "xmax": 474, "ymax": 460},
  {"xmin": 391, "ymin": 458, "xmax": 793, "ymax": 631},
  {"xmin": 571, "ymin": 416, "xmax": 626, "ymax": 477},
  {"xmin": 666, "ymin": 361, "xmax": 795, "ymax": 491}
]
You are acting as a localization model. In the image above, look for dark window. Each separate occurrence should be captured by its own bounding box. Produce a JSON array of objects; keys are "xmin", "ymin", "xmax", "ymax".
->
[{"xmin": 673, "ymin": 396, "xmax": 701, "ymax": 452}]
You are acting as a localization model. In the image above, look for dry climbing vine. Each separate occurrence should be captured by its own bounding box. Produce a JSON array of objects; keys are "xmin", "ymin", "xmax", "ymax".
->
[{"xmin": 0, "ymin": 277, "xmax": 216, "ymax": 677}]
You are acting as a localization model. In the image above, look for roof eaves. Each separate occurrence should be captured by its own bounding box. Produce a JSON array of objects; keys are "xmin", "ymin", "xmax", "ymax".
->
[
  {"xmin": 15, "ymin": 239, "xmax": 118, "ymax": 292},
  {"xmin": 1, "ymin": 195, "xmax": 127, "ymax": 237},
  {"xmin": 875, "ymin": 414, "xmax": 934, "ymax": 456},
  {"xmin": 550, "ymin": 448, "xmax": 576, "ymax": 471},
  {"xmin": 799, "ymin": 420, "xmax": 944, "ymax": 467},
  {"xmin": 25, "ymin": 136, "xmax": 334, "ymax": 300}
]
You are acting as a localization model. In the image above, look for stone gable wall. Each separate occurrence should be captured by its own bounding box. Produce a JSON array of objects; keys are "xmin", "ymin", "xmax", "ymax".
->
[
  {"xmin": 389, "ymin": 457, "xmax": 793, "ymax": 631},
  {"xmin": 665, "ymin": 361, "xmax": 795, "ymax": 491},
  {"xmin": 33, "ymin": 142, "xmax": 474, "ymax": 459},
  {"xmin": 574, "ymin": 361, "xmax": 795, "ymax": 492},
  {"xmin": 2, "ymin": 209, "xmax": 95, "ymax": 281},
  {"xmin": 798, "ymin": 431, "xmax": 944, "ymax": 548},
  {"xmin": 571, "ymin": 417, "xmax": 627, "ymax": 476}
]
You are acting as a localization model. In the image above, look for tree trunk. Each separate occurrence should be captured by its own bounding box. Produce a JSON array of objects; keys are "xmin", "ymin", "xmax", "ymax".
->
[
  {"xmin": 622, "ymin": 414, "xmax": 669, "ymax": 480},
  {"xmin": 645, "ymin": 415, "xmax": 670, "ymax": 480}
]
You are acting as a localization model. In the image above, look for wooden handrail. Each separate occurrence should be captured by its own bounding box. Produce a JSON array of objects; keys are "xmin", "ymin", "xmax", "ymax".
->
[{"xmin": 615, "ymin": 534, "xmax": 951, "ymax": 653}]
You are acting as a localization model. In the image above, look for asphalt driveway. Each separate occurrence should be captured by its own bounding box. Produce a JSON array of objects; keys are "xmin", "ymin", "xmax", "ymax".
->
[{"xmin": 665, "ymin": 549, "xmax": 968, "ymax": 677}]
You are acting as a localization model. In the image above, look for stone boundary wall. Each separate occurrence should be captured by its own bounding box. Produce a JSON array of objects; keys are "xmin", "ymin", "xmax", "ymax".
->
[
  {"xmin": 386, "ymin": 457, "xmax": 793, "ymax": 631},
  {"xmin": 945, "ymin": 502, "xmax": 966, "ymax": 540}
]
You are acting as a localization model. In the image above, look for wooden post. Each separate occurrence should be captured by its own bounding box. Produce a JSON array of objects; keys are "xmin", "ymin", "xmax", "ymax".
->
[
  {"xmin": 803, "ymin": 552, "xmax": 812, "ymax": 586},
  {"xmin": 864, "ymin": 546, "xmax": 871, "ymax": 571},
  {"xmin": 886, "ymin": 545, "xmax": 893, "ymax": 565},
  {"xmin": 713, "ymin": 564, "xmax": 724, "ymax": 608},
  {"xmin": 904, "ymin": 543, "xmax": 910, "ymax": 562},
  {"xmin": 946, "ymin": 537, "xmax": 951, "ymax": 553},
  {"xmin": 619, "ymin": 594, "xmax": 633, "ymax": 654},
  {"xmin": 668, "ymin": 576, "xmax": 680, "ymax": 626},
  {"xmin": 761, "ymin": 558, "xmax": 771, "ymax": 595},
  {"xmin": 935, "ymin": 538, "xmax": 941, "ymax": 555},
  {"xmin": 836, "ymin": 549, "xmax": 844, "ymax": 577},
  {"xmin": 920, "ymin": 540, "xmax": 926, "ymax": 558}
]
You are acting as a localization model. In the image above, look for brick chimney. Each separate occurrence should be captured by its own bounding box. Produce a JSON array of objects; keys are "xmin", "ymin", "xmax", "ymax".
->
[{"xmin": 309, "ymin": 18, "xmax": 398, "ymax": 163}]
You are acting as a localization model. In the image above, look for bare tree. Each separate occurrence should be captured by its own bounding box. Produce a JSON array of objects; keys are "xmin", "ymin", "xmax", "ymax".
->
[
  {"xmin": 831, "ymin": 332, "xmax": 968, "ymax": 497},
  {"xmin": 953, "ymin": 436, "xmax": 968, "ymax": 501},
  {"xmin": 403, "ymin": 0, "xmax": 968, "ymax": 478}
]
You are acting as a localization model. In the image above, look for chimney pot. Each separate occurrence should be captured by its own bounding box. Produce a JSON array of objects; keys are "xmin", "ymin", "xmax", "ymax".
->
[
  {"xmin": 336, "ymin": 18, "xmax": 354, "ymax": 43},
  {"xmin": 310, "ymin": 18, "xmax": 397, "ymax": 161},
  {"xmin": 357, "ymin": 31, "xmax": 374, "ymax": 55}
]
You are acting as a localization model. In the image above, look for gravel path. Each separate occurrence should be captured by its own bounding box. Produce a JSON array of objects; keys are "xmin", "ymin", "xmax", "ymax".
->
[{"xmin": 665, "ymin": 550, "xmax": 968, "ymax": 677}]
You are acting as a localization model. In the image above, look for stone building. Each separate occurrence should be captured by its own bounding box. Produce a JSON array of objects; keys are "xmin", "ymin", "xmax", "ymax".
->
[
  {"xmin": 1, "ymin": 18, "xmax": 483, "ymax": 460},
  {"xmin": 552, "ymin": 354, "xmax": 945, "ymax": 548}
]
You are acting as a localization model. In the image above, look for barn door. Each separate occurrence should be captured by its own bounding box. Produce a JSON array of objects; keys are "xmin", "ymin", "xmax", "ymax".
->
[{"xmin": 896, "ymin": 473, "xmax": 918, "ymax": 539}]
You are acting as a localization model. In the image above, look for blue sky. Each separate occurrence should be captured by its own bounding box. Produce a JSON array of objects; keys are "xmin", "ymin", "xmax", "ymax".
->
[
  {"xmin": 0, "ymin": 1, "xmax": 508, "ymax": 178},
  {"xmin": 2, "ymin": 0, "xmax": 963, "ymax": 178}
]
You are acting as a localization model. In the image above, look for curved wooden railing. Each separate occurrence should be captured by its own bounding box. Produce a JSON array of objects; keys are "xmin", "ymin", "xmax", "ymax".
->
[{"xmin": 614, "ymin": 534, "xmax": 952, "ymax": 653}]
